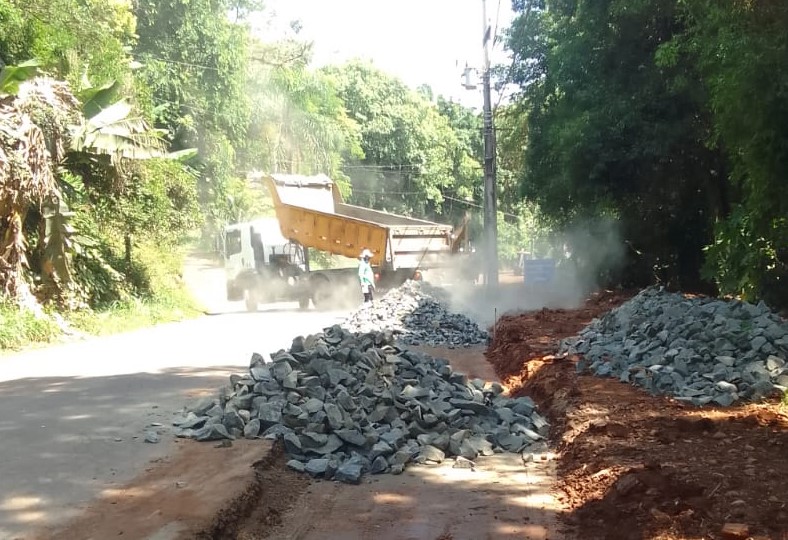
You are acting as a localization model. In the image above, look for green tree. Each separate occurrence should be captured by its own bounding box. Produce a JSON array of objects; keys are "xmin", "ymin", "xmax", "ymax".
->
[
  {"xmin": 133, "ymin": 0, "xmax": 253, "ymax": 236},
  {"xmin": 322, "ymin": 60, "xmax": 473, "ymax": 221},
  {"xmin": 0, "ymin": 0, "xmax": 137, "ymax": 86},
  {"xmin": 241, "ymin": 40, "xmax": 363, "ymax": 197},
  {"xmin": 665, "ymin": 1, "xmax": 788, "ymax": 306},
  {"xmin": 507, "ymin": 0, "xmax": 725, "ymax": 291}
]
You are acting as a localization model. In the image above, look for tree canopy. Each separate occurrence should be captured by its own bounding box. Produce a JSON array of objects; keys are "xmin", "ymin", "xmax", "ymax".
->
[
  {"xmin": 2, "ymin": 0, "xmax": 784, "ymax": 324},
  {"xmin": 504, "ymin": 0, "xmax": 788, "ymax": 307}
]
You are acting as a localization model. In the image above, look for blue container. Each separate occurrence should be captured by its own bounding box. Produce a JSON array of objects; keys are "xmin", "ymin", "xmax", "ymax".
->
[{"xmin": 522, "ymin": 258, "xmax": 556, "ymax": 285}]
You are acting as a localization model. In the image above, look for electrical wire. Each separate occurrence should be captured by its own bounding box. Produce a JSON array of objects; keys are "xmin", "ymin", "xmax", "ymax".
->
[
  {"xmin": 493, "ymin": 0, "xmax": 504, "ymax": 47},
  {"xmin": 441, "ymin": 193, "xmax": 521, "ymax": 220},
  {"xmin": 139, "ymin": 53, "xmax": 223, "ymax": 73}
]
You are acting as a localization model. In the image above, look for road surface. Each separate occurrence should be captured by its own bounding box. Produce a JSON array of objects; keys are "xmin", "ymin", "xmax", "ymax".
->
[{"xmin": 0, "ymin": 254, "xmax": 349, "ymax": 540}]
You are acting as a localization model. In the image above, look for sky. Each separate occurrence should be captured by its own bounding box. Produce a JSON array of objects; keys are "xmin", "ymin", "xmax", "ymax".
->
[{"xmin": 249, "ymin": 0, "xmax": 517, "ymax": 109}]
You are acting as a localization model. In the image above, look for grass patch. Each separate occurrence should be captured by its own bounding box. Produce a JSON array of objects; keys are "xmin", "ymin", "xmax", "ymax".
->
[
  {"xmin": 0, "ymin": 303, "xmax": 62, "ymax": 350},
  {"xmin": 69, "ymin": 290, "xmax": 202, "ymax": 336},
  {"xmin": 70, "ymin": 240, "xmax": 203, "ymax": 336},
  {"xmin": 0, "ymin": 240, "xmax": 204, "ymax": 352}
]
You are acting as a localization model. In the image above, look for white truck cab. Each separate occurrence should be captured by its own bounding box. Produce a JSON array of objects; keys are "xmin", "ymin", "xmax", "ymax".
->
[{"xmin": 223, "ymin": 217, "xmax": 309, "ymax": 310}]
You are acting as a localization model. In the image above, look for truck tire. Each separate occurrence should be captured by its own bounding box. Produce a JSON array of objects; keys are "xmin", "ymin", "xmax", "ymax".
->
[
  {"xmin": 226, "ymin": 282, "xmax": 243, "ymax": 301},
  {"xmin": 244, "ymin": 289, "xmax": 258, "ymax": 312},
  {"xmin": 310, "ymin": 276, "xmax": 332, "ymax": 311}
]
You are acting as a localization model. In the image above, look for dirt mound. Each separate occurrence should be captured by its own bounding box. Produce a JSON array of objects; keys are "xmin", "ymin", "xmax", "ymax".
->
[
  {"xmin": 485, "ymin": 288, "xmax": 634, "ymax": 387},
  {"xmin": 488, "ymin": 289, "xmax": 788, "ymax": 540}
]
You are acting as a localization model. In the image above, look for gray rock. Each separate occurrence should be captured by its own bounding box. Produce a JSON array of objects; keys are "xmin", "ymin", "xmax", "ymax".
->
[
  {"xmin": 324, "ymin": 403, "xmax": 344, "ymax": 430},
  {"xmin": 380, "ymin": 428, "xmax": 406, "ymax": 448},
  {"xmin": 495, "ymin": 407, "xmax": 516, "ymax": 424},
  {"xmin": 222, "ymin": 410, "xmax": 245, "ymax": 432},
  {"xmin": 243, "ymin": 419, "xmax": 261, "ymax": 439},
  {"xmin": 287, "ymin": 459, "xmax": 306, "ymax": 472},
  {"xmin": 419, "ymin": 445, "xmax": 445, "ymax": 463},
  {"xmin": 389, "ymin": 449, "xmax": 415, "ymax": 466},
  {"xmin": 341, "ymin": 281, "xmax": 488, "ymax": 347},
  {"xmin": 283, "ymin": 432, "xmax": 303, "ymax": 454},
  {"xmin": 258, "ymin": 404, "xmax": 283, "ymax": 428},
  {"xmin": 312, "ymin": 434, "xmax": 344, "ymax": 455},
  {"xmin": 370, "ymin": 455, "xmax": 388, "ymax": 474},
  {"xmin": 449, "ymin": 399, "xmax": 491, "ymax": 416},
  {"xmin": 565, "ymin": 286, "xmax": 788, "ymax": 407},
  {"xmin": 194, "ymin": 424, "xmax": 233, "ymax": 442},
  {"xmin": 370, "ymin": 441, "xmax": 394, "ymax": 460},
  {"xmin": 177, "ymin": 280, "xmax": 553, "ymax": 484},
  {"xmin": 335, "ymin": 429, "xmax": 367, "ymax": 447},
  {"xmin": 188, "ymin": 397, "xmax": 216, "ymax": 416},
  {"xmin": 172, "ymin": 413, "xmax": 208, "ymax": 430},
  {"xmin": 714, "ymin": 393, "xmax": 736, "ymax": 407},
  {"xmin": 751, "ymin": 336, "xmax": 768, "ymax": 352},
  {"xmin": 497, "ymin": 433, "xmax": 527, "ymax": 452},
  {"xmin": 766, "ymin": 355, "xmax": 785, "ymax": 371},
  {"xmin": 716, "ymin": 356, "xmax": 736, "ymax": 367},
  {"xmin": 262, "ymin": 424, "xmax": 293, "ymax": 440},
  {"xmin": 453, "ymin": 456, "xmax": 476, "ymax": 469},
  {"xmin": 282, "ymin": 371, "xmax": 298, "ymax": 390},
  {"xmin": 335, "ymin": 459, "xmax": 364, "ymax": 484},
  {"xmin": 750, "ymin": 380, "xmax": 776, "ymax": 399},
  {"xmin": 144, "ymin": 431, "xmax": 160, "ymax": 444},
  {"xmin": 205, "ymin": 404, "xmax": 223, "ymax": 417},
  {"xmin": 271, "ymin": 361, "xmax": 293, "ymax": 381},
  {"xmin": 303, "ymin": 398, "xmax": 324, "ymax": 414},
  {"xmin": 716, "ymin": 381, "xmax": 738, "ymax": 393},
  {"xmin": 304, "ymin": 458, "xmax": 330, "ymax": 477}
]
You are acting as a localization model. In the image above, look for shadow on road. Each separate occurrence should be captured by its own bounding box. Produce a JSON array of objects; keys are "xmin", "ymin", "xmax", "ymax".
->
[{"xmin": 0, "ymin": 365, "xmax": 246, "ymax": 540}]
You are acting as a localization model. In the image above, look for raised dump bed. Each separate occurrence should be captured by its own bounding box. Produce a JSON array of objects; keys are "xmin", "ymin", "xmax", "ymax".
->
[{"xmin": 263, "ymin": 173, "xmax": 455, "ymax": 270}]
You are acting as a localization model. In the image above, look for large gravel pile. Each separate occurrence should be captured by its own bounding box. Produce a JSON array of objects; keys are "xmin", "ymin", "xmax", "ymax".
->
[
  {"xmin": 342, "ymin": 280, "xmax": 488, "ymax": 347},
  {"xmin": 561, "ymin": 287, "xmax": 788, "ymax": 406},
  {"xmin": 175, "ymin": 325, "xmax": 547, "ymax": 483}
]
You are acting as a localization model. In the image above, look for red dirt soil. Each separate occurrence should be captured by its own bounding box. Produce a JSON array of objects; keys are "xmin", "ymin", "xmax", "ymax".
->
[{"xmin": 486, "ymin": 289, "xmax": 788, "ymax": 540}]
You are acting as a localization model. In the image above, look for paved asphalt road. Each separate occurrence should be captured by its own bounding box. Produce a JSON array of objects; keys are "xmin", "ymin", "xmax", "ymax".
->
[{"xmin": 0, "ymin": 255, "xmax": 350, "ymax": 539}]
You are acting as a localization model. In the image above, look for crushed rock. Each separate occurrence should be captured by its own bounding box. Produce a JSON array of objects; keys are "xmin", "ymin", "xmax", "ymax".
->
[{"xmin": 562, "ymin": 287, "xmax": 788, "ymax": 405}]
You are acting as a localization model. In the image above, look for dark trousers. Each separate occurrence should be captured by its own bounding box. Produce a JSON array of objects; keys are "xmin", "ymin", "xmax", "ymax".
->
[{"xmin": 363, "ymin": 291, "xmax": 373, "ymax": 303}]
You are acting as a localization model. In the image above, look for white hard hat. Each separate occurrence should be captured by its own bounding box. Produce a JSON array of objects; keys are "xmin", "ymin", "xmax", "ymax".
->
[{"xmin": 361, "ymin": 248, "xmax": 373, "ymax": 258}]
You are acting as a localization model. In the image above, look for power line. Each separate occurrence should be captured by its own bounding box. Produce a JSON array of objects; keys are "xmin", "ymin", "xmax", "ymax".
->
[
  {"xmin": 139, "ymin": 53, "xmax": 222, "ymax": 73},
  {"xmin": 347, "ymin": 189, "xmax": 523, "ymax": 221},
  {"xmin": 493, "ymin": 0, "xmax": 504, "ymax": 47},
  {"xmin": 442, "ymin": 193, "xmax": 521, "ymax": 220},
  {"xmin": 350, "ymin": 188, "xmax": 421, "ymax": 195}
]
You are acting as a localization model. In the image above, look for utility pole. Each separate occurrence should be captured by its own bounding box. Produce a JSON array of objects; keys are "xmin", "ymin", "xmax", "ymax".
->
[{"xmin": 481, "ymin": 0, "xmax": 499, "ymax": 292}]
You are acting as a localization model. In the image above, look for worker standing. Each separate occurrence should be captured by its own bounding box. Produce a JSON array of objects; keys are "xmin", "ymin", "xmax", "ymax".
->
[{"xmin": 358, "ymin": 248, "xmax": 375, "ymax": 303}]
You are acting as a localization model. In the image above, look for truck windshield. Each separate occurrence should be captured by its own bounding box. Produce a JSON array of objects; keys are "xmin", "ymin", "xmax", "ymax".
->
[{"xmin": 225, "ymin": 230, "xmax": 241, "ymax": 256}]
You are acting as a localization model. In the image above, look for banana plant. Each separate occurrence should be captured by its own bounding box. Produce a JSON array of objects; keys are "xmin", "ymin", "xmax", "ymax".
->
[
  {"xmin": 41, "ymin": 199, "xmax": 75, "ymax": 285},
  {"xmin": 0, "ymin": 60, "xmax": 39, "ymax": 97}
]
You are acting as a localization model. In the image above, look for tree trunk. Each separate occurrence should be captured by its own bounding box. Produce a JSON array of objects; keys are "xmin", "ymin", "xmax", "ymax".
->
[{"xmin": 124, "ymin": 234, "xmax": 132, "ymax": 265}]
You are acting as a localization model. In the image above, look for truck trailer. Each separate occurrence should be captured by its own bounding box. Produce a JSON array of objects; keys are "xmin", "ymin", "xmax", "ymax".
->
[{"xmin": 223, "ymin": 173, "xmax": 466, "ymax": 311}]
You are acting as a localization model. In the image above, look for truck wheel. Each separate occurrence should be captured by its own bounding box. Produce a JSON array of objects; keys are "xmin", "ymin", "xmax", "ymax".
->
[
  {"xmin": 298, "ymin": 296, "xmax": 310, "ymax": 310},
  {"xmin": 311, "ymin": 277, "xmax": 332, "ymax": 310},
  {"xmin": 244, "ymin": 290, "xmax": 258, "ymax": 312}
]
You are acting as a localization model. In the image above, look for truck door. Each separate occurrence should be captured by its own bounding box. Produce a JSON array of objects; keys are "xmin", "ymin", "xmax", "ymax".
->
[
  {"xmin": 224, "ymin": 227, "xmax": 243, "ymax": 280},
  {"xmin": 250, "ymin": 226, "xmax": 265, "ymax": 271}
]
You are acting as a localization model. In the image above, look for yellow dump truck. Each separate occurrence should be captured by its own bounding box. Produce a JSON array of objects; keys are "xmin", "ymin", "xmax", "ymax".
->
[{"xmin": 223, "ymin": 173, "xmax": 465, "ymax": 310}]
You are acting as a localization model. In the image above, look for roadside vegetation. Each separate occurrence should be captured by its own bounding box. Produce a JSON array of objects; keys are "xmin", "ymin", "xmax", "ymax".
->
[{"xmin": 0, "ymin": 0, "xmax": 785, "ymax": 351}]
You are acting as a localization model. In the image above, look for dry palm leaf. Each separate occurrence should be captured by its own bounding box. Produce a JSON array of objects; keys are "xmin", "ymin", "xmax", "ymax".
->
[{"xmin": 0, "ymin": 101, "xmax": 60, "ymax": 299}]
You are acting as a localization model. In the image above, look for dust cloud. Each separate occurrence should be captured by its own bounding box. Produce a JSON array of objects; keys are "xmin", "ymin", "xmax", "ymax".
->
[{"xmin": 423, "ymin": 217, "xmax": 626, "ymax": 329}]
